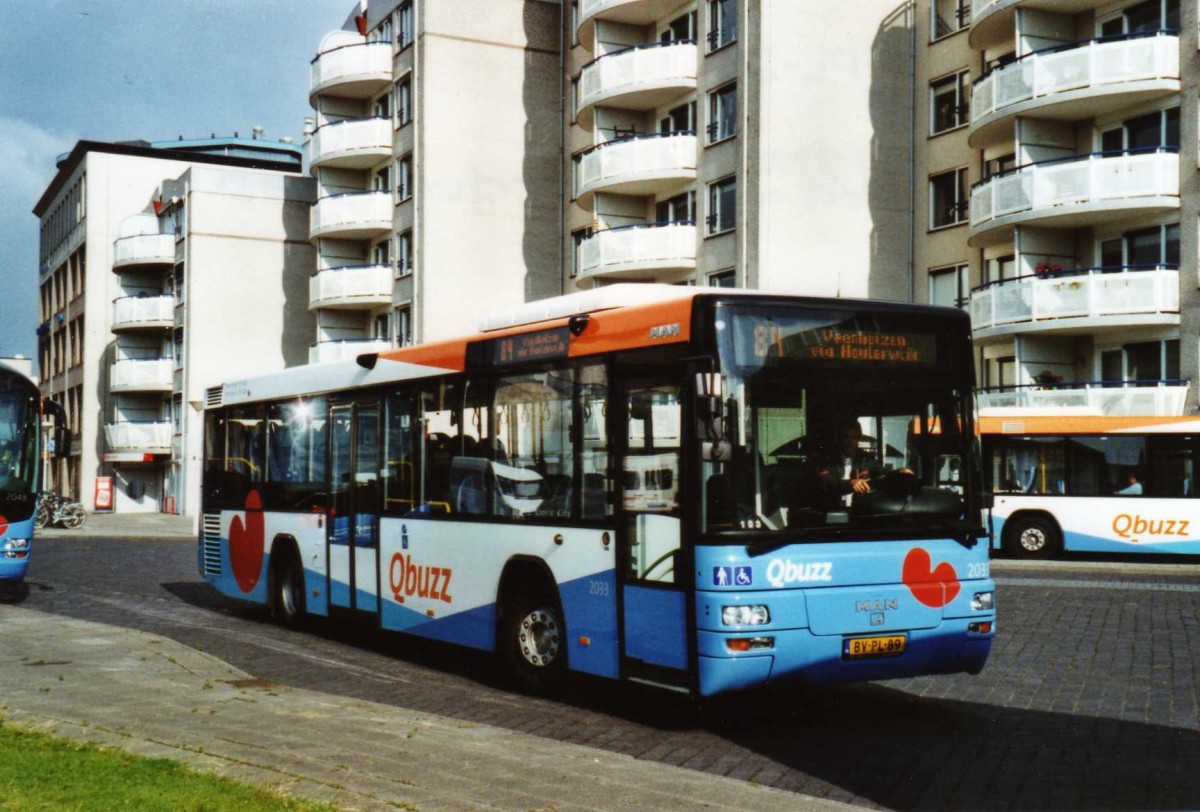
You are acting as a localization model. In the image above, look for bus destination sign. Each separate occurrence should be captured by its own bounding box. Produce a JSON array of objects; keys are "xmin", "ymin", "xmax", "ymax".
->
[
  {"xmin": 732, "ymin": 311, "xmax": 938, "ymax": 368},
  {"xmin": 485, "ymin": 326, "xmax": 571, "ymax": 367}
]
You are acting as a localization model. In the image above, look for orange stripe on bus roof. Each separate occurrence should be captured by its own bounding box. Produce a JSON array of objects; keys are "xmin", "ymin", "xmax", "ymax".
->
[
  {"xmin": 372, "ymin": 296, "xmax": 695, "ymax": 371},
  {"xmin": 978, "ymin": 415, "xmax": 1200, "ymax": 435}
]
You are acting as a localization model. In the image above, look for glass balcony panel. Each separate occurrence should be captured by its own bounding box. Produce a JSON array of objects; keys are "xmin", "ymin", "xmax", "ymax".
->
[
  {"xmin": 309, "ymin": 338, "xmax": 392, "ymax": 365},
  {"xmin": 110, "ymin": 359, "xmax": 173, "ymax": 392},
  {"xmin": 991, "ymin": 282, "xmax": 1033, "ymax": 325},
  {"xmin": 113, "ymin": 235, "xmax": 175, "ymax": 268},
  {"xmin": 577, "ymin": 133, "xmax": 696, "ymax": 201},
  {"xmin": 310, "ymin": 41, "xmax": 392, "ymax": 101},
  {"xmin": 104, "ymin": 422, "xmax": 173, "ymax": 453},
  {"xmin": 309, "ymin": 118, "xmax": 392, "ymax": 170},
  {"xmin": 112, "ymin": 296, "xmax": 174, "ymax": 330},
  {"xmin": 578, "ymin": 222, "xmax": 696, "ymax": 281},
  {"xmin": 578, "ymin": 42, "xmax": 697, "ymax": 120},
  {"xmin": 309, "ymin": 192, "xmax": 393, "ymax": 240},
  {"xmin": 309, "ymin": 265, "xmax": 393, "ymax": 310},
  {"xmin": 978, "ymin": 382, "xmax": 1189, "ymax": 416}
]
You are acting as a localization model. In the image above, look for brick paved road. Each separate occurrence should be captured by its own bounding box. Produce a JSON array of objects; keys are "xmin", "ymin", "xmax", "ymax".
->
[{"xmin": 11, "ymin": 538, "xmax": 1200, "ymax": 811}]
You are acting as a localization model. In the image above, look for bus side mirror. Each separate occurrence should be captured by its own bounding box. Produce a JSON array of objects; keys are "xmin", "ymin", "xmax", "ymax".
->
[
  {"xmin": 694, "ymin": 372, "xmax": 723, "ymax": 439},
  {"xmin": 981, "ymin": 492, "xmax": 994, "ymax": 510}
]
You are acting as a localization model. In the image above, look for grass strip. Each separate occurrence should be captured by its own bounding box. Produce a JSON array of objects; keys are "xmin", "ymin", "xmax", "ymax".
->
[{"xmin": 0, "ymin": 722, "xmax": 337, "ymax": 811}]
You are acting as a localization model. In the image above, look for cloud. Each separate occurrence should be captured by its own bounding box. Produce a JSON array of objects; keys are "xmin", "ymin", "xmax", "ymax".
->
[{"xmin": 0, "ymin": 116, "xmax": 75, "ymax": 215}]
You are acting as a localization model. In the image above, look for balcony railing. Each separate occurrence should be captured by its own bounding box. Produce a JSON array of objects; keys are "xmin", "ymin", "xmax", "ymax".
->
[
  {"xmin": 309, "ymin": 40, "xmax": 392, "ymax": 101},
  {"xmin": 112, "ymin": 296, "xmax": 174, "ymax": 331},
  {"xmin": 309, "ymin": 265, "xmax": 393, "ymax": 310},
  {"xmin": 309, "ymin": 338, "xmax": 392, "ymax": 365},
  {"xmin": 578, "ymin": 220, "xmax": 696, "ymax": 281},
  {"xmin": 969, "ymin": 148, "xmax": 1178, "ymax": 235},
  {"xmin": 969, "ymin": 265, "xmax": 1179, "ymax": 334},
  {"xmin": 310, "ymin": 191, "xmax": 393, "ymax": 240},
  {"xmin": 972, "ymin": 32, "xmax": 1179, "ymax": 134},
  {"xmin": 113, "ymin": 234, "xmax": 175, "ymax": 269},
  {"xmin": 104, "ymin": 422, "xmax": 172, "ymax": 454},
  {"xmin": 576, "ymin": 131, "xmax": 696, "ymax": 203},
  {"xmin": 577, "ymin": 41, "xmax": 697, "ymax": 125},
  {"xmin": 977, "ymin": 380, "xmax": 1189, "ymax": 416},
  {"xmin": 110, "ymin": 359, "xmax": 173, "ymax": 393},
  {"xmin": 578, "ymin": 0, "xmax": 687, "ymax": 38},
  {"xmin": 308, "ymin": 117, "xmax": 393, "ymax": 171}
]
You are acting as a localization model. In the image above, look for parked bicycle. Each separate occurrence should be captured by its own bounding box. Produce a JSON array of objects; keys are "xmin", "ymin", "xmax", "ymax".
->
[{"xmin": 34, "ymin": 491, "xmax": 86, "ymax": 530}]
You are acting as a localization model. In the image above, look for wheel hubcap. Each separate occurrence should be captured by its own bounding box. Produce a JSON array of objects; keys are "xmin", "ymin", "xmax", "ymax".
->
[
  {"xmin": 1019, "ymin": 527, "xmax": 1046, "ymax": 552},
  {"xmin": 517, "ymin": 608, "xmax": 560, "ymax": 668}
]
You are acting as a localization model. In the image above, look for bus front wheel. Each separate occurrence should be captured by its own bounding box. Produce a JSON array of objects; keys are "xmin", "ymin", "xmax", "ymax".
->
[
  {"xmin": 270, "ymin": 550, "xmax": 306, "ymax": 629},
  {"xmin": 499, "ymin": 589, "xmax": 565, "ymax": 693},
  {"xmin": 1005, "ymin": 516, "xmax": 1060, "ymax": 559}
]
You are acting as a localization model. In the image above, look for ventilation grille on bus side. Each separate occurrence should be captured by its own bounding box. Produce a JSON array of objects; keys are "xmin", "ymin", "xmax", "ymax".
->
[
  {"xmin": 201, "ymin": 513, "xmax": 222, "ymax": 576},
  {"xmin": 205, "ymin": 386, "xmax": 224, "ymax": 408}
]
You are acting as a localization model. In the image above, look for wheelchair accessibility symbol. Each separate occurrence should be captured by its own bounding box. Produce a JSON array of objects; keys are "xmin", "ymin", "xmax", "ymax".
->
[{"xmin": 713, "ymin": 566, "xmax": 752, "ymax": 587}]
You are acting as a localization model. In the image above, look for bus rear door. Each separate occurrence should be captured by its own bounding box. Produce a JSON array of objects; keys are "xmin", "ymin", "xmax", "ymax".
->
[{"xmin": 328, "ymin": 400, "xmax": 381, "ymax": 615}]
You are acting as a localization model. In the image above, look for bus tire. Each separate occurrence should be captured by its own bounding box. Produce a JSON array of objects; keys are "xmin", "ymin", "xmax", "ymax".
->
[
  {"xmin": 270, "ymin": 548, "xmax": 306, "ymax": 629},
  {"xmin": 498, "ymin": 587, "xmax": 565, "ymax": 693},
  {"xmin": 1005, "ymin": 515, "xmax": 1060, "ymax": 559}
]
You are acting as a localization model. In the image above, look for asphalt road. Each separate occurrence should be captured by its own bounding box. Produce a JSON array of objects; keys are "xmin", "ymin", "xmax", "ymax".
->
[{"xmin": 12, "ymin": 538, "xmax": 1200, "ymax": 811}]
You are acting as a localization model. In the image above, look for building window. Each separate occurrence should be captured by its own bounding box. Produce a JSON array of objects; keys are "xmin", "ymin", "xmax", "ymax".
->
[
  {"xmin": 707, "ymin": 0, "xmax": 737, "ymax": 51},
  {"xmin": 395, "ymin": 76, "xmax": 412, "ymax": 127},
  {"xmin": 1101, "ymin": 339, "xmax": 1180, "ymax": 385},
  {"xmin": 930, "ymin": 71, "xmax": 969, "ymax": 135},
  {"xmin": 396, "ymin": 155, "xmax": 412, "ymax": 201},
  {"xmin": 707, "ymin": 83, "xmax": 736, "ymax": 144},
  {"xmin": 707, "ymin": 177, "xmax": 736, "ymax": 235},
  {"xmin": 397, "ymin": 229, "xmax": 413, "ymax": 277},
  {"xmin": 656, "ymin": 191, "xmax": 695, "ymax": 224},
  {"xmin": 373, "ymin": 165, "xmax": 391, "ymax": 193},
  {"xmin": 173, "ymin": 263, "xmax": 186, "ymax": 303},
  {"xmin": 373, "ymin": 238, "xmax": 391, "ymax": 267},
  {"xmin": 929, "ymin": 168, "xmax": 968, "ymax": 229},
  {"xmin": 396, "ymin": 2, "xmax": 414, "ymax": 50},
  {"xmin": 571, "ymin": 228, "xmax": 591, "ymax": 278},
  {"xmin": 173, "ymin": 327, "xmax": 184, "ymax": 369},
  {"xmin": 172, "ymin": 393, "xmax": 183, "ymax": 435},
  {"xmin": 931, "ymin": 0, "xmax": 968, "ymax": 40},
  {"xmin": 1098, "ymin": 0, "xmax": 1180, "ymax": 36},
  {"xmin": 663, "ymin": 10, "xmax": 697, "ymax": 41},
  {"xmin": 929, "ymin": 264, "xmax": 968, "ymax": 309},
  {"xmin": 1100, "ymin": 222, "xmax": 1180, "ymax": 270},
  {"xmin": 1099, "ymin": 107, "xmax": 1180, "ymax": 154},
  {"xmin": 394, "ymin": 305, "xmax": 413, "ymax": 347},
  {"xmin": 708, "ymin": 270, "xmax": 736, "ymax": 288},
  {"xmin": 373, "ymin": 313, "xmax": 390, "ymax": 342},
  {"xmin": 373, "ymin": 92, "xmax": 391, "ymax": 120}
]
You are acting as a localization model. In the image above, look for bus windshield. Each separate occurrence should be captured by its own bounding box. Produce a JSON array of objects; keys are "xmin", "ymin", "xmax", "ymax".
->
[
  {"xmin": 706, "ymin": 304, "xmax": 974, "ymax": 538},
  {"xmin": 0, "ymin": 376, "xmax": 39, "ymax": 495}
]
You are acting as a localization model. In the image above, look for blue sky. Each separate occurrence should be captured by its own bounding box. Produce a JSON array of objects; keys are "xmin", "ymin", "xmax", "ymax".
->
[{"xmin": 0, "ymin": 0, "xmax": 352, "ymax": 366}]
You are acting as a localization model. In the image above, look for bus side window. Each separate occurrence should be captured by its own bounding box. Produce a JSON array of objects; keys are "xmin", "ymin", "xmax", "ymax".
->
[
  {"xmin": 493, "ymin": 367, "xmax": 573, "ymax": 519},
  {"xmin": 1147, "ymin": 435, "xmax": 1193, "ymax": 497},
  {"xmin": 383, "ymin": 391, "xmax": 417, "ymax": 515},
  {"xmin": 419, "ymin": 381, "xmax": 459, "ymax": 515},
  {"xmin": 579, "ymin": 364, "xmax": 609, "ymax": 519},
  {"xmin": 264, "ymin": 397, "xmax": 327, "ymax": 511}
]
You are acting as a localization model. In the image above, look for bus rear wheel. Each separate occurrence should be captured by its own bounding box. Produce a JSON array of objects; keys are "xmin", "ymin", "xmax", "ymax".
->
[
  {"xmin": 1005, "ymin": 515, "xmax": 1060, "ymax": 559},
  {"xmin": 499, "ymin": 589, "xmax": 565, "ymax": 693},
  {"xmin": 270, "ymin": 550, "xmax": 306, "ymax": 629}
]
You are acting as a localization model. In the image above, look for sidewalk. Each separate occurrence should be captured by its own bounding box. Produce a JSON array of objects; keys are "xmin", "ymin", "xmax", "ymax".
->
[
  {"xmin": 0, "ymin": 606, "xmax": 853, "ymax": 812},
  {"xmin": 38, "ymin": 510, "xmax": 195, "ymax": 540}
]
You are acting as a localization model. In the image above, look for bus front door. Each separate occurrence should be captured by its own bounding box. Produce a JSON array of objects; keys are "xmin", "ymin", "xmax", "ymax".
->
[
  {"xmin": 617, "ymin": 381, "xmax": 689, "ymax": 689},
  {"xmin": 328, "ymin": 401, "xmax": 381, "ymax": 615}
]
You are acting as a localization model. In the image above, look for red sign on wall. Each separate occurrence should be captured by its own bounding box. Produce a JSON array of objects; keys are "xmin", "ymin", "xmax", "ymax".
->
[{"xmin": 94, "ymin": 477, "xmax": 114, "ymax": 512}]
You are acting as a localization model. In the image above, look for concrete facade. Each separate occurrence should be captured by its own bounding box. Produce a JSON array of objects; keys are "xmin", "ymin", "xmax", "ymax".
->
[{"xmin": 34, "ymin": 141, "xmax": 315, "ymax": 515}]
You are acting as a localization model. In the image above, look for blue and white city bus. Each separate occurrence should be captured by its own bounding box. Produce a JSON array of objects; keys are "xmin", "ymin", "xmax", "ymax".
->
[
  {"xmin": 199, "ymin": 286, "xmax": 995, "ymax": 696},
  {"xmin": 0, "ymin": 361, "xmax": 45, "ymax": 586}
]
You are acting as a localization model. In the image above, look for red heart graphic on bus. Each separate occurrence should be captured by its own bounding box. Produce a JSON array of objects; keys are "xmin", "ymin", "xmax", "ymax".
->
[
  {"xmin": 228, "ymin": 490, "xmax": 264, "ymax": 594},
  {"xmin": 902, "ymin": 547, "xmax": 960, "ymax": 608},
  {"xmin": 0, "ymin": 514, "xmax": 7, "ymax": 538}
]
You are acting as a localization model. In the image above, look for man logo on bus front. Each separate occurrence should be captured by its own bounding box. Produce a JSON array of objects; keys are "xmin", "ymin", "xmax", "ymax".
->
[{"xmin": 902, "ymin": 547, "xmax": 959, "ymax": 608}]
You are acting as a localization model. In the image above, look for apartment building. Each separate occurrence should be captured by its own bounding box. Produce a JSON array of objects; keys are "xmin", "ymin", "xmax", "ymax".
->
[
  {"xmin": 915, "ymin": 0, "xmax": 1193, "ymax": 416},
  {"xmin": 34, "ymin": 138, "xmax": 315, "ymax": 515},
  {"xmin": 306, "ymin": 0, "xmax": 562, "ymax": 357},
  {"xmin": 564, "ymin": 0, "xmax": 915, "ymax": 298}
]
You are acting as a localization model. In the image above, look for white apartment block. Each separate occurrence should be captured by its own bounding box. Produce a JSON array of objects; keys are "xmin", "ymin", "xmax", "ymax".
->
[
  {"xmin": 306, "ymin": 0, "xmax": 562, "ymax": 357},
  {"xmin": 915, "ymin": 0, "xmax": 1194, "ymax": 416},
  {"xmin": 34, "ymin": 139, "xmax": 316, "ymax": 516}
]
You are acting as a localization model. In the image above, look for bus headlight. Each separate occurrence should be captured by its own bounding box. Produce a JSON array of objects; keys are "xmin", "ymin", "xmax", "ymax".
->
[
  {"xmin": 721, "ymin": 605, "xmax": 770, "ymax": 626},
  {"xmin": 3, "ymin": 538, "xmax": 29, "ymax": 558},
  {"xmin": 971, "ymin": 591, "xmax": 993, "ymax": 611}
]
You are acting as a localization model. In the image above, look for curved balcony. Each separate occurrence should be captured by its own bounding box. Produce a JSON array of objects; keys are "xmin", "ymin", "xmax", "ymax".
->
[
  {"xmin": 977, "ymin": 380, "xmax": 1189, "ymax": 416},
  {"xmin": 968, "ymin": 148, "xmax": 1178, "ymax": 247},
  {"xmin": 309, "ymin": 265, "xmax": 393, "ymax": 310},
  {"xmin": 969, "ymin": 265, "xmax": 1179, "ymax": 341},
  {"xmin": 112, "ymin": 296, "xmax": 174, "ymax": 331},
  {"xmin": 576, "ymin": 220, "xmax": 696, "ymax": 284},
  {"xmin": 309, "ymin": 338, "xmax": 392, "ymax": 365},
  {"xmin": 576, "ymin": 131, "xmax": 696, "ymax": 209},
  {"xmin": 310, "ymin": 38, "xmax": 392, "ymax": 104},
  {"xmin": 309, "ymin": 117, "xmax": 393, "ymax": 172},
  {"xmin": 113, "ymin": 234, "xmax": 175, "ymax": 270},
  {"xmin": 970, "ymin": 32, "xmax": 1179, "ymax": 147},
  {"xmin": 970, "ymin": 0, "xmax": 1102, "ymax": 50},
  {"xmin": 577, "ymin": 0, "xmax": 691, "ymax": 46},
  {"xmin": 577, "ymin": 41, "xmax": 697, "ymax": 129},
  {"xmin": 104, "ymin": 422, "xmax": 172, "ymax": 455},
  {"xmin": 110, "ymin": 359, "xmax": 173, "ymax": 393},
  {"xmin": 310, "ymin": 191, "xmax": 393, "ymax": 241}
]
